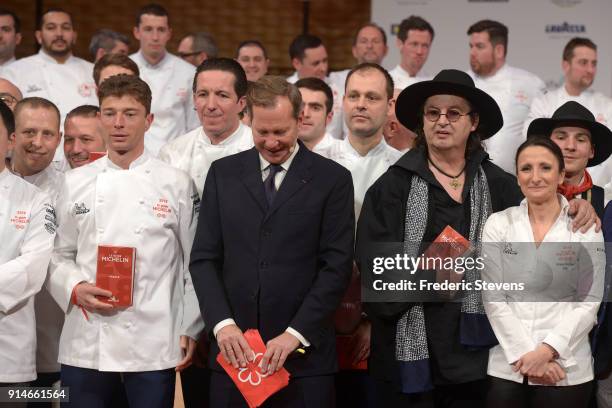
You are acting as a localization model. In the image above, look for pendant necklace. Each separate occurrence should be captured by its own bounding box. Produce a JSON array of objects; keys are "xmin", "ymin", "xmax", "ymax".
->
[{"xmin": 428, "ymin": 157, "xmax": 466, "ymax": 189}]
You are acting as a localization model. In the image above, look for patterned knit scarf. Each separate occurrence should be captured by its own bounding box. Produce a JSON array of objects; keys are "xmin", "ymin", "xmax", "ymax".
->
[{"xmin": 395, "ymin": 166, "xmax": 497, "ymax": 394}]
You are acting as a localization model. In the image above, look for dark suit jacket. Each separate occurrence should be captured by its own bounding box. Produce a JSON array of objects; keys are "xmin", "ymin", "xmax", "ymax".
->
[{"xmin": 190, "ymin": 143, "xmax": 355, "ymax": 377}]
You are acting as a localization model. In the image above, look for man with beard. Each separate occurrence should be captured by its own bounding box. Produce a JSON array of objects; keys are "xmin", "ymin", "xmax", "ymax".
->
[
  {"xmin": 0, "ymin": 8, "xmax": 21, "ymax": 74},
  {"xmin": 2, "ymin": 8, "xmax": 97, "ymax": 164},
  {"xmin": 525, "ymin": 37, "xmax": 612, "ymax": 194},
  {"xmin": 467, "ymin": 20, "xmax": 545, "ymax": 174},
  {"xmin": 63, "ymin": 105, "xmax": 106, "ymax": 169},
  {"xmin": 389, "ymin": 16, "xmax": 434, "ymax": 90},
  {"xmin": 8, "ymin": 97, "xmax": 65, "ymax": 397}
]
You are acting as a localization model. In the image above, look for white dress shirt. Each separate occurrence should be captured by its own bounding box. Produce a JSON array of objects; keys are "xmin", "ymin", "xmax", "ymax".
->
[
  {"xmin": 312, "ymin": 132, "xmax": 341, "ymax": 158},
  {"xmin": 482, "ymin": 196, "xmax": 604, "ymax": 385},
  {"xmin": 0, "ymin": 168, "xmax": 55, "ymax": 382},
  {"xmin": 212, "ymin": 144, "xmax": 310, "ymax": 347},
  {"xmin": 21, "ymin": 164, "xmax": 65, "ymax": 373},
  {"xmin": 130, "ymin": 51, "xmax": 199, "ymax": 155},
  {"xmin": 524, "ymin": 86, "xmax": 612, "ymax": 195},
  {"xmin": 48, "ymin": 151, "xmax": 204, "ymax": 371},
  {"xmin": 323, "ymin": 136, "xmax": 402, "ymax": 218},
  {"xmin": 388, "ymin": 65, "xmax": 430, "ymax": 91},
  {"xmin": 469, "ymin": 64, "xmax": 546, "ymax": 174},
  {"xmin": 1, "ymin": 50, "xmax": 97, "ymax": 163},
  {"xmin": 158, "ymin": 123, "xmax": 253, "ymax": 197},
  {"xmin": 288, "ymin": 72, "xmax": 346, "ymax": 140}
]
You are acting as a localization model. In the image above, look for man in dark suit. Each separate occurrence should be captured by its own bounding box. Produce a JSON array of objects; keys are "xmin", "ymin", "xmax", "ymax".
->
[{"xmin": 190, "ymin": 75, "xmax": 355, "ymax": 408}]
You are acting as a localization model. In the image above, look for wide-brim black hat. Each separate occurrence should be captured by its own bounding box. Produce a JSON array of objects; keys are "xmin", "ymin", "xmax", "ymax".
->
[
  {"xmin": 527, "ymin": 101, "xmax": 612, "ymax": 167},
  {"xmin": 395, "ymin": 69, "xmax": 503, "ymax": 140}
]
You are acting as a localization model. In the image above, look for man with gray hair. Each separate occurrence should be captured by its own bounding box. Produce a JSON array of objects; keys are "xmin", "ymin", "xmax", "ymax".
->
[
  {"xmin": 178, "ymin": 32, "xmax": 218, "ymax": 67},
  {"xmin": 89, "ymin": 28, "xmax": 130, "ymax": 62}
]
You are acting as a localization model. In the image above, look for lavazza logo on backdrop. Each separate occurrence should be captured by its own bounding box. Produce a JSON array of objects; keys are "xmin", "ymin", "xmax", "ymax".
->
[{"xmin": 545, "ymin": 22, "xmax": 586, "ymax": 34}]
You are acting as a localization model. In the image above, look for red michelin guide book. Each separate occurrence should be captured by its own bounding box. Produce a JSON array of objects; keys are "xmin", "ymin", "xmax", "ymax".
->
[{"xmin": 96, "ymin": 245, "xmax": 136, "ymax": 307}]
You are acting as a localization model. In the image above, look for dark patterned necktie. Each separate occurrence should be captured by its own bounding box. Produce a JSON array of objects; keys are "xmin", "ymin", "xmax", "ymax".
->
[{"xmin": 264, "ymin": 164, "xmax": 282, "ymax": 205}]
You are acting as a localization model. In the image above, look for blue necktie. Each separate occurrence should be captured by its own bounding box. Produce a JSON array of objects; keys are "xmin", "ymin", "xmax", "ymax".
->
[{"xmin": 264, "ymin": 164, "xmax": 282, "ymax": 205}]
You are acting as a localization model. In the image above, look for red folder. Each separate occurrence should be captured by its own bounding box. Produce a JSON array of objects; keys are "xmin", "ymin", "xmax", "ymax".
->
[
  {"xmin": 95, "ymin": 245, "xmax": 136, "ymax": 307},
  {"xmin": 217, "ymin": 329, "xmax": 290, "ymax": 408}
]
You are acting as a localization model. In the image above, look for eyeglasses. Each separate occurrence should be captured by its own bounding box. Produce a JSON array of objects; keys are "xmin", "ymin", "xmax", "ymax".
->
[
  {"xmin": 0, "ymin": 93, "xmax": 18, "ymax": 108},
  {"xmin": 424, "ymin": 108, "xmax": 472, "ymax": 123}
]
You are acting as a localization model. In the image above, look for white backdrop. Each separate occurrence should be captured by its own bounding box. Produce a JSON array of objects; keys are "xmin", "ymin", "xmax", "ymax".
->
[{"xmin": 372, "ymin": 0, "xmax": 612, "ymax": 94}]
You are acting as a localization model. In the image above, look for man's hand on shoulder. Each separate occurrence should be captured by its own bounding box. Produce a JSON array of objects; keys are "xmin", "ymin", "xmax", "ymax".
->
[
  {"xmin": 261, "ymin": 331, "xmax": 301, "ymax": 375},
  {"xmin": 568, "ymin": 198, "xmax": 601, "ymax": 232},
  {"xmin": 217, "ymin": 324, "xmax": 253, "ymax": 369}
]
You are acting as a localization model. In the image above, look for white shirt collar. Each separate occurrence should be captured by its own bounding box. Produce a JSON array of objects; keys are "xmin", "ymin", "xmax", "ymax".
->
[
  {"xmin": 106, "ymin": 149, "xmax": 152, "ymax": 170},
  {"xmin": 259, "ymin": 143, "xmax": 300, "ymax": 173},
  {"xmin": 519, "ymin": 194, "xmax": 570, "ymax": 217},
  {"xmin": 37, "ymin": 49, "xmax": 73, "ymax": 65},
  {"xmin": 343, "ymin": 135, "xmax": 387, "ymax": 158},
  {"xmin": 135, "ymin": 49, "xmax": 170, "ymax": 69},
  {"xmin": 0, "ymin": 56, "xmax": 15, "ymax": 67},
  {"xmin": 200, "ymin": 122, "xmax": 245, "ymax": 146}
]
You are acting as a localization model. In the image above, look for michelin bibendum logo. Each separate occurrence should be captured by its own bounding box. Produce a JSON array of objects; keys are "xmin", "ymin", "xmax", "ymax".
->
[{"xmin": 545, "ymin": 22, "xmax": 586, "ymax": 33}]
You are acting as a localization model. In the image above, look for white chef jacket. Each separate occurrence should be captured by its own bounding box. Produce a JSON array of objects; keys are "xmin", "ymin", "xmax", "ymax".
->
[
  {"xmin": 388, "ymin": 65, "xmax": 430, "ymax": 91},
  {"xmin": 323, "ymin": 136, "xmax": 402, "ymax": 218},
  {"xmin": 130, "ymin": 51, "xmax": 199, "ymax": 156},
  {"xmin": 48, "ymin": 150, "xmax": 204, "ymax": 371},
  {"xmin": 469, "ymin": 65, "xmax": 546, "ymax": 174},
  {"xmin": 20, "ymin": 165, "xmax": 66, "ymax": 373},
  {"xmin": 482, "ymin": 196, "xmax": 604, "ymax": 385},
  {"xmin": 524, "ymin": 86, "xmax": 612, "ymax": 194},
  {"xmin": 1, "ymin": 51, "xmax": 97, "ymax": 163},
  {"xmin": 158, "ymin": 123, "xmax": 253, "ymax": 197},
  {"xmin": 0, "ymin": 168, "xmax": 55, "ymax": 382},
  {"xmin": 0, "ymin": 56, "xmax": 16, "ymax": 76},
  {"xmin": 287, "ymin": 72, "xmax": 346, "ymax": 140},
  {"xmin": 312, "ymin": 132, "xmax": 341, "ymax": 158}
]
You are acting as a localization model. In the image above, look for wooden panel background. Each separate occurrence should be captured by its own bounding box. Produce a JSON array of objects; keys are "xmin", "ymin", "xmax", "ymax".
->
[{"xmin": 4, "ymin": 0, "xmax": 371, "ymax": 75}]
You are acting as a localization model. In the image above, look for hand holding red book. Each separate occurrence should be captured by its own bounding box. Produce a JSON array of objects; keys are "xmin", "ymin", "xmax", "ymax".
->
[{"xmin": 217, "ymin": 329, "xmax": 290, "ymax": 408}]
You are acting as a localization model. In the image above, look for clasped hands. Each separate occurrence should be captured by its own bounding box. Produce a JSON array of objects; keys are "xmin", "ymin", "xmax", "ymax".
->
[
  {"xmin": 512, "ymin": 344, "xmax": 566, "ymax": 385},
  {"xmin": 217, "ymin": 324, "xmax": 300, "ymax": 374}
]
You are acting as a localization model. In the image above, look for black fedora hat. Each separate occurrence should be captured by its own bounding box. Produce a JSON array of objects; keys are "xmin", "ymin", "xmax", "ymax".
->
[
  {"xmin": 395, "ymin": 69, "xmax": 503, "ymax": 140},
  {"xmin": 527, "ymin": 101, "xmax": 612, "ymax": 167}
]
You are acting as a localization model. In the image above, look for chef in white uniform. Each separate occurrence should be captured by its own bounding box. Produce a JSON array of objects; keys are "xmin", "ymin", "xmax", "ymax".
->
[
  {"xmin": 9, "ymin": 98, "xmax": 65, "ymax": 389},
  {"xmin": 0, "ymin": 9, "xmax": 20, "ymax": 76},
  {"xmin": 2, "ymin": 9, "xmax": 96, "ymax": 165},
  {"xmin": 525, "ymin": 37, "xmax": 612, "ymax": 197},
  {"xmin": 467, "ymin": 20, "xmax": 546, "ymax": 174},
  {"xmin": 130, "ymin": 4, "xmax": 199, "ymax": 156},
  {"xmin": 295, "ymin": 77, "xmax": 340, "ymax": 157},
  {"xmin": 48, "ymin": 75, "xmax": 203, "ymax": 406},
  {"xmin": 159, "ymin": 58, "xmax": 253, "ymax": 197},
  {"xmin": 286, "ymin": 34, "xmax": 346, "ymax": 140},
  {"xmin": 388, "ymin": 16, "xmax": 434, "ymax": 90},
  {"xmin": 0, "ymin": 100, "xmax": 55, "ymax": 386}
]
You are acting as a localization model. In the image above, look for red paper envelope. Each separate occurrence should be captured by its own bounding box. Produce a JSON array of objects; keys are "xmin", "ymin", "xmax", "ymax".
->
[{"xmin": 217, "ymin": 329, "xmax": 290, "ymax": 408}]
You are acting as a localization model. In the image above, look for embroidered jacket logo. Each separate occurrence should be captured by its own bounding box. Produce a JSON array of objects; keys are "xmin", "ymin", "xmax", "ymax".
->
[{"xmin": 73, "ymin": 202, "xmax": 90, "ymax": 215}]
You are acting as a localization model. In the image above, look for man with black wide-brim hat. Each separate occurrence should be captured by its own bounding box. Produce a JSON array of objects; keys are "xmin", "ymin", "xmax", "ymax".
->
[
  {"xmin": 528, "ymin": 100, "xmax": 612, "ymax": 219},
  {"xmin": 355, "ymin": 69, "xmax": 599, "ymax": 407}
]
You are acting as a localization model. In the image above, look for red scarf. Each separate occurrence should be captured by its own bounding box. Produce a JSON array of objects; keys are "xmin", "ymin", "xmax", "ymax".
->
[{"xmin": 558, "ymin": 170, "xmax": 593, "ymax": 200}]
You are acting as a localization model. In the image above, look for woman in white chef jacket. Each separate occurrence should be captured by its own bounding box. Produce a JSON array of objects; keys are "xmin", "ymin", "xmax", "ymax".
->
[{"xmin": 482, "ymin": 136, "xmax": 604, "ymax": 408}]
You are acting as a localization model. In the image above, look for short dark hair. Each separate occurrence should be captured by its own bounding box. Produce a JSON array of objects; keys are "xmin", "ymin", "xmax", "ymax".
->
[
  {"xmin": 98, "ymin": 75, "xmax": 152, "ymax": 114},
  {"xmin": 37, "ymin": 8, "xmax": 73, "ymax": 30},
  {"xmin": 0, "ymin": 8, "xmax": 20, "ymax": 33},
  {"xmin": 515, "ymin": 136, "xmax": 565, "ymax": 174},
  {"xmin": 247, "ymin": 76, "xmax": 302, "ymax": 121},
  {"xmin": 354, "ymin": 23, "xmax": 387, "ymax": 46},
  {"xmin": 295, "ymin": 77, "xmax": 333, "ymax": 114},
  {"xmin": 89, "ymin": 29, "xmax": 130, "ymax": 59},
  {"xmin": 136, "ymin": 3, "xmax": 169, "ymax": 27},
  {"xmin": 345, "ymin": 62, "xmax": 394, "ymax": 100},
  {"xmin": 14, "ymin": 97, "xmax": 61, "ymax": 127},
  {"xmin": 93, "ymin": 53, "xmax": 140, "ymax": 86},
  {"xmin": 236, "ymin": 40, "xmax": 268, "ymax": 59},
  {"xmin": 563, "ymin": 37, "xmax": 597, "ymax": 62},
  {"xmin": 66, "ymin": 105, "xmax": 100, "ymax": 122},
  {"xmin": 0, "ymin": 100, "xmax": 15, "ymax": 136},
  {"xmin": 289, "ymin": 34, "xmax": 324, "ymax": 61},
  {"xmin": 467, "ymin": 20, "xmax": 509, "ymax": 57},
  {"xmin": 397, "ymin": 15, "xmax": 434, "ymax": 42},
  {"xmin": 192, "ymin": 57, "xmax": 248, "ymax": 98}
]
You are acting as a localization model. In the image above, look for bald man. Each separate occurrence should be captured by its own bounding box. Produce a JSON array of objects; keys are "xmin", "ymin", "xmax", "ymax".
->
[
  {"xmin": 0, "ymin": 77, "xmax": 22, "ymax": 111},
  {"xmin": 382, "ymin": 89, "xmax": 415, "ymax": 153}
]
